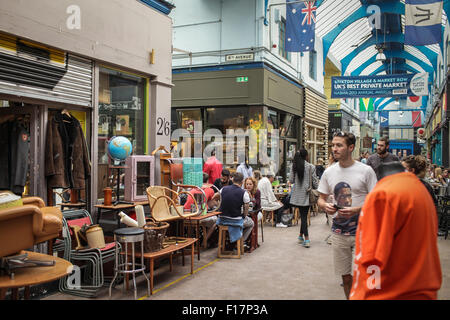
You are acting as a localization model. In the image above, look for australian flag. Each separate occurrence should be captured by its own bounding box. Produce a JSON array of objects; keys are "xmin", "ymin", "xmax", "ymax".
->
[
  {"xmin": 405, "ymin": 0, "xmax": 443, "ymax": 45},
  {"xmin": 286, "ymin": 0, "xmax": 316, "ymax": 52}
]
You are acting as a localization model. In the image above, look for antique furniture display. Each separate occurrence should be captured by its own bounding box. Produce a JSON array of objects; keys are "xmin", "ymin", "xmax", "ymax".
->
[{"xmin": 124, "ymin": 155, "xmax": 155, "ymax": 202}]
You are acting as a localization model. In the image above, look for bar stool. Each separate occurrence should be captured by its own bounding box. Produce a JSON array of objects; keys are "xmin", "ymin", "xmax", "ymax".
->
[
  {"xmin": 217, "ymin": 225, "xmax": 244, "ymax": 259},
  {"xmin": 109, "ymin": 227, "xmax": 150, "ymax": 300}
]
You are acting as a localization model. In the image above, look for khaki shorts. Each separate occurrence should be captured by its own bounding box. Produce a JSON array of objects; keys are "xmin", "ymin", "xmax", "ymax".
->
[{"xmin": 331, "ymin": 233, "xmax": 355, "ymax": 276}]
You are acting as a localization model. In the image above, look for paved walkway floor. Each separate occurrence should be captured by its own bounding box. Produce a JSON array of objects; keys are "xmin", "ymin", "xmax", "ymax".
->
[{"xmin": 44, "ymin": 213, "xmax": 450, "ymax": 300}]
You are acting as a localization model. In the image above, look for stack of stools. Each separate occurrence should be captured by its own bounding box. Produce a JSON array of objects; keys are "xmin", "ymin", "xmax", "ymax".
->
[
  {"xmin": 217, "ymin": 225, "xmax": 244, "ymax": 259},
  {"xmin": 109, "ymin": 227, "xmax": 150, "ymax": 299}
]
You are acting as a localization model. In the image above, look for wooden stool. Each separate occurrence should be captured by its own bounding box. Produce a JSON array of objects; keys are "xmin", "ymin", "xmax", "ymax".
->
[
  {"xmin": 217, "ymin": 225, "xmax": 244, "ymax": 259},
  {"xmin": 307, "ymin": 207, "xmax": 312, "ymax": 226},
  {"xmin": 293, "ymin": 207, "xmax": 300, "ymax": 226},
  {"xmin": 262, "ymin": 210, "xmax": 275, "ymax": 227}
]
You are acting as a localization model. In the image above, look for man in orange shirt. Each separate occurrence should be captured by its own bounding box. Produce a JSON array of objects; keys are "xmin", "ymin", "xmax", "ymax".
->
[
  {"xmin": 203, "ymin": 150, "xmax": 223, "ymax": 185},
  {"xmin": 350, "ymin": 162, "xmax": 442, "ymax": 300}
]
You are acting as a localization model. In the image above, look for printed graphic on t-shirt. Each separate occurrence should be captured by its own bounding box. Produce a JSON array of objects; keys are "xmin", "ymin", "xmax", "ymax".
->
[{"xmin": 332, "ymin": 181, "xmax": 359, "ymax": 236}]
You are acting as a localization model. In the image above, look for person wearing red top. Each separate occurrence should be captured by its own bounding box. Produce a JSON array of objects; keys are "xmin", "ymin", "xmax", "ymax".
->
[
  {"xmin": 350, "ymin": 162, "xmax": 442, "ymax": 300},
  {"xmin": 183, "ymin": 173, "xmax": 218, "ymax": 245},
  {"xmin": 203, "ymin": 150, "xmax": 223, "ymax": 184}
]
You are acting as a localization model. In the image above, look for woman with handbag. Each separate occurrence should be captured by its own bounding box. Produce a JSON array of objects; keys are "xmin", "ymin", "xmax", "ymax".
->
[{"xmin": 289, "ymin": 148, "xmax": 319, "ymax": 248}]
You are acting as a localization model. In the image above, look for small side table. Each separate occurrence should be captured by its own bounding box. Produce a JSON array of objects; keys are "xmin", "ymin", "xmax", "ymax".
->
[{"xmin": 0, "ymin": 251, "xmax": 72, "ymax": 300}]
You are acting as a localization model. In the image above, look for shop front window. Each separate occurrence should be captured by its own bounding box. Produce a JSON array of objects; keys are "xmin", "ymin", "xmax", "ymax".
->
[
  {"xmin": 176, "ymin": 109, "xmax": 203, "ymax": 157},
  {"xmin": 205, "ymin": 106, "xmax": 264, "ymax": 170},
  {"xmin": 97, "ymin": 67, "xmax": 146, "ymax": 199}
]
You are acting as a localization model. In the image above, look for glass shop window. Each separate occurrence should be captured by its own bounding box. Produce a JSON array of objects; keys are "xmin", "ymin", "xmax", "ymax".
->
[{"xmin": 97, "ymin": 67, "xmax": 146, "ymax": 199}]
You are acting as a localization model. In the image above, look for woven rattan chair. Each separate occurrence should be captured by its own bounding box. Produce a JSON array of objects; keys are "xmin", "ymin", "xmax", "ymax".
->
[{"xmin": 146, "ymin": 186, "xmax": 201, "ymax": 222}]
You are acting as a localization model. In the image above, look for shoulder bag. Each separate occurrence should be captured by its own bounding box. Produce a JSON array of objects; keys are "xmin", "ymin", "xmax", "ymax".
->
[{"xmin": 307, "ymin": 165, "xmax": 319, "ymax": 205}]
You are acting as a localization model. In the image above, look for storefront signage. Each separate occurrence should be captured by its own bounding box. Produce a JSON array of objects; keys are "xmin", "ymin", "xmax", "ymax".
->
[
  {"xmin": 331, "ymin": 73, "xmax": 428, "ymax": 98},
  {"xmin": 226, "ymin": 53, "xmax": 254, "ymax": 62},
  {"xmin": 333, "ymin": 113, "xmax": 342, "ymax": 117}
]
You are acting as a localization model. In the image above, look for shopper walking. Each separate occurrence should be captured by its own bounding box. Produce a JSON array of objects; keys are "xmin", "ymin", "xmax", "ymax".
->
[
  {"xmin": 289, "ymin": 148, "xmax": 319, "ymax": 248},
  {"xmin": 315, "ymin": 158, "xmax": 325, "ymax": 180},
  {"xmin": 317, "ymin": 131, "xmax": 377, "ymax": 299},
  {"xmin": 366, "ymin": 137, "xmax": 399, "ymax": 180},
  {"xmin": 401, "ymin": 155, "xmax": 438, "ymax": 206},
  {"xmin": 350, "ymin": 162, "xmax": 442, "ymax": 300}
]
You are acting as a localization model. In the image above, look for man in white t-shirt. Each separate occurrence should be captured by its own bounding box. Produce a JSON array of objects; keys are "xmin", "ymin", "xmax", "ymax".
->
[{"xmin": 317, "ymin": 131, "xmax": 377, "ymax": 299}]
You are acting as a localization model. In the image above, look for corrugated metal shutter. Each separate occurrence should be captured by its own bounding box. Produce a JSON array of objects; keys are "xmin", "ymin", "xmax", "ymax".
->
[{"xmin": 0, "ymin": 33, "xmax": 92, "ymax": 107}]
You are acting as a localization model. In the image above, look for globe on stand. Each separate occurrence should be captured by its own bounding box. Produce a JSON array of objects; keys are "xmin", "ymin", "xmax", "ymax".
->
[{"xmin": 107, "ymin": 136, "xmax": 133, "ymax": 165}]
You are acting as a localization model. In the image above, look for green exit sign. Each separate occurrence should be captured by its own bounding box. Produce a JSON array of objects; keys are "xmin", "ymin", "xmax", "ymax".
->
[
  {"xmin": 334, "ymin": 113, "xmax": 342, "ymax": 117},
  {"xmin": 236, "ymin": 76, "xmax": 248, "ymax": 83}
]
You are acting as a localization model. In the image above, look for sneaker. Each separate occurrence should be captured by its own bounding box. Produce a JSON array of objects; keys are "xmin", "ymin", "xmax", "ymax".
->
[
  {"xmin": 298, "ymin": 236, "xmax": 304, "ymax": 244},
  {"xmin": 276, "ymin": 223, "xmax": 288, "ymax": 228},
  {"xmin": 302, "ymin": 240, "xmax": 311, "ymax": 248}
]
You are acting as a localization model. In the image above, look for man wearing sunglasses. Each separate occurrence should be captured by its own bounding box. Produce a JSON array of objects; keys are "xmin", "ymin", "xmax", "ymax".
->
[{"xmin": 317, "ymin": 131, "xmax": 377, "ymax": 299}]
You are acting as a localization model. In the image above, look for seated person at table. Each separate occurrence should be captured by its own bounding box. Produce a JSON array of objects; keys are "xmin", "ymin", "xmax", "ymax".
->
[
  {"xmin": 244, "ymin": 177, "xmax": 262, "ymax": 221},
  {"xmin": 212, "ymin": 172, "xmax": 254, "ymax": 248},
  {"xmin": 213, "ymin": 169, "xmax": 233, "ymax": 191},
  {"xmin": 257, "ymin": 171, "xmax": 284, "ymax": 226},
  {"xmin": 184, "ymin": 173, "xmax": 218, "ymax": 244}
]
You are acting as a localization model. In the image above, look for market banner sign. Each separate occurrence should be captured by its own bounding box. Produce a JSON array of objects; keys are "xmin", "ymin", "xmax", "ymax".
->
[{"xmin": 331, "ymin": 73, "xmax": 428, "ymax": 99}]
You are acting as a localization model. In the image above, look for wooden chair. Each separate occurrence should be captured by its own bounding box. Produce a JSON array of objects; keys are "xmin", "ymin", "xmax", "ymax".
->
[
  {"xmin": 166, "ymin": 159, "xmax": 223, "ymax": 213},
  {"xmin": 292, "ymin": 207, "xmax": 300, "ymax": 226},
  {"xmin": 262, "ymin": 210, "xmax": 275, "ymax": 227},
  {"xmin": 146, "ymin": 186, "xmax": 201, "ymax": 222},
  {"xmin": 217, "ymin": 225, "xmax": 244, "ymax": 259}
]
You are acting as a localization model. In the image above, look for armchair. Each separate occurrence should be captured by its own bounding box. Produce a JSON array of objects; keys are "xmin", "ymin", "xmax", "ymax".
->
[{"xmin": 0, "ymin": 196, "xmax": 62, "ymax": 258}]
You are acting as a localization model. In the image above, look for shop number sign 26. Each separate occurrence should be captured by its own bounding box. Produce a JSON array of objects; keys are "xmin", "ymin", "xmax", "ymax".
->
[{"xmin": 157, "ymin": 117, "xmax": 170, "ymax": 136}]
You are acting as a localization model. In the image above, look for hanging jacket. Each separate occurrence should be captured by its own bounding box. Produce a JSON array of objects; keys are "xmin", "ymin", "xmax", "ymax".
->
[
  {"xmin": 0, "ymin": 121, "xmax": 30, "ymax": 195},
  {"xmin": 45, "ymin": 113, "xmax": 91, "ymax": 190}
]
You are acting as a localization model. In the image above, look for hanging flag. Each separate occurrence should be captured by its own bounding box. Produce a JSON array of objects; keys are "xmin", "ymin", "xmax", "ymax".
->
[
  {"xmin": 359, "ymin": 98, "xmax": 374, "ymax": 111},
  {"xmin": 285, "ymin": 0, "xmax": 316, "ymax": 52},
  {"xmin": 379, "ymin": 111, "xmax": 389, "ymax": 127},
  {"xmin": 412, "ymin": 111, "xmax": 424, "ymax": 127},
  {"xmin": 405, "ymin": 0, "xmax": 443, "ymax": 45},
  {"xmin": 264, "ymin": 0, "xmax": 269, "ymax": 26},
  {"xmin": 406, "ymin": 96, "xmax": 422, "ymax": 108}
]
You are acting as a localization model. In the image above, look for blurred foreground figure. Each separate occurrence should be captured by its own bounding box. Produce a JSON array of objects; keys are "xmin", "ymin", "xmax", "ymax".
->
[{"xmin": 350, "ymin": 162, "xmax": 442, "ymax": 300}]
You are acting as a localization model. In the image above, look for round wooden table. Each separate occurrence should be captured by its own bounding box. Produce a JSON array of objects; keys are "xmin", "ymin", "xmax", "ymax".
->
[{"xmin": 0, "ymin": 251, "xmax": 72, "ymax": 300}]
